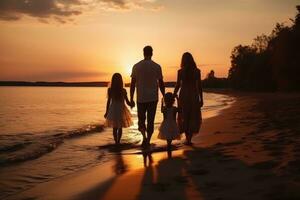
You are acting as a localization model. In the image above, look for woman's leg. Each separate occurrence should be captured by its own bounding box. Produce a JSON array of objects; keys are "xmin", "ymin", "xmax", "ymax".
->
[
  {"xmin": 183, "ymin": 109, "xmax": 192, "ymax": 145},
  {"xmin": 113, "ymin": 128, "xmax": 118, "ymax": 144},
  {"xmin": 185, "ymin": 131, "xmax": 192, "ymax": 145},
  {"xmin": 184, "ymin": 132, "xmax": 189, "ymax": 141},
  {"xmin": 117, "ymin": 128, "xmax": 123, "ymax": 144},
  {"xmin": 188, "ymin": 133, "xmax": 193, "ymax": 144},
  {"xmin": 185, "ymin": 113, "xmax": 194, "ymax": 145}
]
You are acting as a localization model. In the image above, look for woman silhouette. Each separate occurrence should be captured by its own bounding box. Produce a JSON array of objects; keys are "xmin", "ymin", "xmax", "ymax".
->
[{"xmin": 173, "ymin": 52, "xmax": 204, "ymax": 145}]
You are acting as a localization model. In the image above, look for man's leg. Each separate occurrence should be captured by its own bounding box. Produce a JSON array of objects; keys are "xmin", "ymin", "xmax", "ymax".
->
[
  {"xmin": 146, "ymin": 101, "xmax": 158, "ymax": 144},
  {"xmin": 137, "ymin": 102, "xmax": 147, "ymax": 144}
]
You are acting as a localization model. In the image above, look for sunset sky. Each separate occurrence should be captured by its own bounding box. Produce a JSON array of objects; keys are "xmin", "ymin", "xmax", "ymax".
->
[{"xmin": 0, "ymin": 0, "xmax": 299, "ymax": 82}]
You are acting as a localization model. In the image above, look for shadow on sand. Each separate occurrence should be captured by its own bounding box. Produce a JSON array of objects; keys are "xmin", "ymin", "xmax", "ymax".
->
[{"xmin": 74, "ymin": 145, "xmax": 300, "ymax": 200}]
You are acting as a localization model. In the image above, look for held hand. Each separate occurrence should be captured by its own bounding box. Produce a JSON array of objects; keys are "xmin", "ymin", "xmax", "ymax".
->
[
  {"xmin": 130, "ymin": 100, "xmax": 135, "ymax": 108},
  {"xmin": 200, "ymin": 101, "xmax": 204, "ymax": 108}
]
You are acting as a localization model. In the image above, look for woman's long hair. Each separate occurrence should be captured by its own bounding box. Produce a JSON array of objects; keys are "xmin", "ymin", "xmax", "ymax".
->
[
  {"xmin": 109, "ymin": 73, "xmax": 124, "ymax": 101},
  {"xmin": 180, "ymin": 52, "xmax": 197, "ymax": 81}
]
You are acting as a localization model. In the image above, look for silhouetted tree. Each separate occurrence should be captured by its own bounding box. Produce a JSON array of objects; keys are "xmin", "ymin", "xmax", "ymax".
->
[
  {"xmin": 228, "ymin": 6, "xmax": 300, "ymax": 91},
  {"xmin": 252, "ymin": 34, "xmax": 270, "ymax": 53},
  {"xmin": 206, "ymin": 70, "xmax": 215, "ymax": 79},
  {"xmin": 202, "ymin": 70, "xmax": 228, "ymax": 88}
]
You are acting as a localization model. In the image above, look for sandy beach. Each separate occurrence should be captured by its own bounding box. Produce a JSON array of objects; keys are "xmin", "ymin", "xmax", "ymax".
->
[
  {"xmin": 2, "ymin": 2, "xmax": 300, "ymax": 200},
  {"xmin": 8, "ymin": 91, "xmax": 300, "ymax": 200}
]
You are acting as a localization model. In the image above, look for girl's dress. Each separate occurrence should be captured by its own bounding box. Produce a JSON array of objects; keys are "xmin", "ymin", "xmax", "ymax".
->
[
  {"xmin": 105, "ymin": 90, "xmax": 133, "ymax": 128},
  {"xmin": 158, "ymin": 107, "xmax": 181, "ymax": 140}
]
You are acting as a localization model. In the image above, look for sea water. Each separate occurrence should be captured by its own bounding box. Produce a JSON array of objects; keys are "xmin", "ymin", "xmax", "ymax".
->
[{"xmin": 0, "ymin": 86, "xmax": 234, "ymax": 198}]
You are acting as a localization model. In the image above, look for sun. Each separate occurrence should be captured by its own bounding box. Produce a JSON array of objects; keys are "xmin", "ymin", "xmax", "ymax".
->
[
  {"xmin": 119, "ymin": 57, "xmax": 135, "ymax": 82},
  {"xmin": 126, "ymin": 64, "xmax": 132, "ymax": 77},
  {"xmin": 119, "ymin": 63, "xmax": 133, "ymax": 83}
]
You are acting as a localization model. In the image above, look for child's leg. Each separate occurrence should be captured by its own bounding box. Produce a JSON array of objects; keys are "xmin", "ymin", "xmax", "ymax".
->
[
  {"xmin": 167, "ymin": 139, "xmax": 172, "ymax": 149},
  {"xmin": 117, "ymin": 128, "xmax": 122, "ymax": 144},
  {"xmin": 113, "ymin": 128, "xmax": 118, "ymax": 144}
]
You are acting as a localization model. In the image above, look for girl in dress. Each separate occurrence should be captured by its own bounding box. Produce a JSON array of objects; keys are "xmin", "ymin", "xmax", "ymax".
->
[
  {"xmin": 158, "ymin": 92, "xmax": 181, "ymax": 149},
  {"xmin": 104, "ymin": 73, "xmax": 133, "ymax": 144}
]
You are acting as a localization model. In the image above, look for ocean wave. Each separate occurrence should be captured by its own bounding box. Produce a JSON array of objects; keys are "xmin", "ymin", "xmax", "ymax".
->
[
  {"xmin": 0, "ymin": 141, "xmax": 32, "ymax": 152},
  {"xmin": 202, "ymin": 95, "xmax": 235, "ymax": 111},
  {"xmin": 0, "ymin": 124, "xmax": 105, "ymax": 166}
]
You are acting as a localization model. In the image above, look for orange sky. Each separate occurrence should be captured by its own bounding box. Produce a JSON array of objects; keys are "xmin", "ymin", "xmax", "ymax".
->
[{"xmin": 0, "ymin": 0, "xmax": 298, "ymax": 82}]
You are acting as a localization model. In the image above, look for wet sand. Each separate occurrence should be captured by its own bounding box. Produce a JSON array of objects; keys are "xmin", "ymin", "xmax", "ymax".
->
[{"xmin": 9, "ymin": 92, "xmax": 300, "ymax": 200}]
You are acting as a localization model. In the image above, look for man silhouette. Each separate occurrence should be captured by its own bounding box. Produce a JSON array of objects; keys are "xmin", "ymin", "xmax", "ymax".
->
[{"xmin": 130, "ymin": 46, "xmax": 165, "ymax": 146}]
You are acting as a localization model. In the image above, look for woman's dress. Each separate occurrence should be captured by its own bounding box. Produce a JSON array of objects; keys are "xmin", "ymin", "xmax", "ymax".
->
[{"xmin": 177, "ymin": 68, "xmax": 202, "ymax": 134}]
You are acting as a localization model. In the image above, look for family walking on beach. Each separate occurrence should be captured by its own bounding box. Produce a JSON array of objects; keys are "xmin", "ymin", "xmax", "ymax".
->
[{"xmin": 104, "ymin": 46, "xmax": 204, "ymax": 148}]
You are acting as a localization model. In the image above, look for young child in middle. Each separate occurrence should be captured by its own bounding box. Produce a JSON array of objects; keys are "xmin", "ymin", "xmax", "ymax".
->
[{"xmin": 158, "ymin": 92, "xmax": 181, "ymax": 148}]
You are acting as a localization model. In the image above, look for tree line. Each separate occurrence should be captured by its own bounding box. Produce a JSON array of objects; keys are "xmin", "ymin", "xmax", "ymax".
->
[{"xmin": 204, "ymin": 6, "xmax": 300, "ymax": 91}]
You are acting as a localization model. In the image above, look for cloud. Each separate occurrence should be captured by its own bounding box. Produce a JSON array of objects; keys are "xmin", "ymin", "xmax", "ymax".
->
[
  {"xmin": 99, "ymin": 0, "xmax": 161, "ymax": 11},
  {"xmin": 0, "ymin": 0, "xmax": 83, "ymax": 22},
  {"xmin": 0, "ymin": 0, "xmax": 161, "ymax": 23}
]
